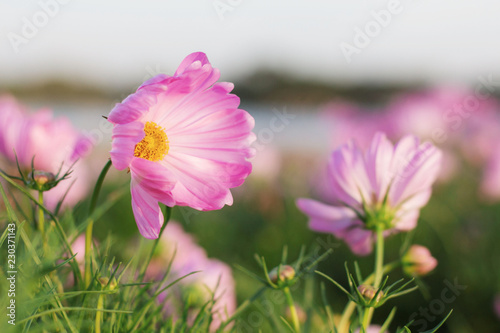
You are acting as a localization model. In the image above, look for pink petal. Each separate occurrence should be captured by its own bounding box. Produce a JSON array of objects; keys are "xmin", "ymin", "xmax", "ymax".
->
[
  {"xmin": 328, "ymin": 141, "xmax": 371, "ymax": 207},
  {"xmin": 297, "ymin": 198, "xmax": 373, "ymax": 255},
  {"xmin": 147, "ymin": 83, "xmax": 242, "ymax": 133},
  {"xmin": 130, "ymin": 158, "xmax": 176, "ymax": 206},
  {"xmin": 393, "ymin": 208, "xmax": 419, "ymax": 231},
  {"xmin": 364, "ymin": 132, "xmax": 394, "ymax": 201},
  {"xmin": 174, "ymin": 52, "xmax": 211, "ymax": 76},
  {"xmin": 389, "ymin": 137, "xmax": 442, "ymax": 205},
  {"xmin": 108, "ymin": 89, "xmax": 157, "ymax": 125},
  {"xmin": 296, "ymin": 198, "xmax": 356, "ymax": 235},
  {"xmin": 161, "ymin": 153, "xmax": 235, "ymax": 210},
  {"xmin": 131, "ymin": 179, "xmax": 164, "ymax": 239},
  {"xmin": 343, "ymin": 227, "xmax": 373, "ymax": 256},
  {"xmin": 110, "ymin": 122, "xmax": 145, "ymax": 170}
]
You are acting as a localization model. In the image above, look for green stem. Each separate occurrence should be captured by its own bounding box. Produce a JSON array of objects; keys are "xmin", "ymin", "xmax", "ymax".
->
[
  {"xmin": 139, "ymin": 205, "xmax": 171, "ymax": 280},
  {"xmin": 362, "ymin": 307, "xmax": 374, "ymax": 330},
  {"xmin": 95, "ymin": 294, "xmax": 104, "ymax": 333},
  {"xmin": 373, "ymin": 228, "xmax": 385, "ymax": 288},
  {"xmin": 338, "ymin": 301, "xmax": 356, "ymax": 333},
  {"xmin": 84, "ymin": 220, "xmax": 93, "ymax": 288},
  {"xmin": 362, "ymin": 228, "xmax": 385, "ymax": 330},
  {"xmin": 89, "ymin": 160, "xmax": 112, "ymax": 215},
  {"xmin": 85, "ymin": 160, "xmax": 112, "ymax": 288},
  {"xmin": 283, "ymin": 287, "xmax": 300, "ymax": 333},
  {"xmin": 37, "ymin": 191, "xmax": 47, "ymax": 251}
]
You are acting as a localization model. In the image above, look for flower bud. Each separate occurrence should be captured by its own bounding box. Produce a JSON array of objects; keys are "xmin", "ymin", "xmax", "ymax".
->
[
  {"xmin": 269, "ymin": 265, "xmax": 295, "ymax": 285},
  {"xmin": 402, "ymin": 245, "xmax": 438, "ymax": 277},
  {"xmin": 358, "ymin": 284, "xmax": 383, "ymax": 303},
  {"xmin": 28, "ymin": 170, "xmax": 57, "ymax": 191},
  {"xmin": 98, "ymin": 277, "xmax": 117, "ymax": 291}
]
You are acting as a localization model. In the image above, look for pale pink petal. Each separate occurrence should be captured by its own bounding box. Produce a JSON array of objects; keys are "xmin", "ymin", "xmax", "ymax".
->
[
  {"xmin": 328, "ymin": 142, "xmax": 372, "ymax": 207},
  {"xmin": 296, "ymin": 198, "xmax": 357, "ymax": 235},
  {"xmin": 389, "ymin": 138, "xmax": 442, "ymax": 206},
  {"xmin": 393, "ymin": 209, "xmax": 419, "ymax": 231},
  {"xmin": 364, "ymin": 132, "xmax": 395, "ymax": 201},
  {"xmin": 343, "ymin": 227, "xmax": 373, "ymax": 256}
]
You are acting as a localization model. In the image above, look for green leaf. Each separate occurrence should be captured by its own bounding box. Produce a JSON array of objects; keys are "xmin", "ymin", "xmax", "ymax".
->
[
  {"xmin": 379, "ymin": 307, "xmax": 397, "ymax": 332},
  {"xmin": 316, "ymin": 270, "xmax": 353, "ymax": 300},
  {"xmin": 279, "ymin": 316, "xmax": 296, "ymax": 333},
  {"xmin": 420, "ymin": 310, "xmax": 453, "ymax": 333}
]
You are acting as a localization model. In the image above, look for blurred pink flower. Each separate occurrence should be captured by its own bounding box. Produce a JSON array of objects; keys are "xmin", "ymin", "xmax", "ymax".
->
[
  {"xmin": 0, "ymin": 96, "xmax": 92, "ymax": 209},
  {"xmin": 70, "ymin": 234, "xmax": 87, "ymax": 265},
  {"xmin": 480, "ymin": 149, "xmax": 500, "ymax": 201},
  {"xmin": 297, "ymin": 132, "xmax": 442, "ymax": 255},
  {"xmin": 147, "ymin": 221, "xmax": 236, "ymax": 331},
  {"xmin": 108, "ymin": 52, "xmax": 255, "ymax": 239},
  {"xmin": 321, "ymin": 101, "xmax": 394, "ymax": 150},
  {"xmin": 402, "ymin": 245, "xmax": 438, "ymax": 277},
  {"xmin": 387, "ymin": 87, "xmax": 497, "ymax": 141},
  {"xmin": 494, "ymin": 294, "xmax": 500, "ymax": 320},
  {"xmin": 355, "ymin": 325, "xmax": 387, "ymax": 333},
  {"xmin": 460, "ymin": 110, "xmax": 500, "ymax": 165},
  {"xmin": 248, "ymin": 145, "xmax": 282, "ymax": 183},
  {"xmin": 63, "ymin": 234, "xmax": 98, "ymax": 288}
]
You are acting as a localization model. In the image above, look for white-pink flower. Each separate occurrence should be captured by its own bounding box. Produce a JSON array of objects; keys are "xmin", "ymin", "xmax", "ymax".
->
[
  {"xmin": 108, "ymin": 52, "xmax": 255, "ymax": 239},
  {"xmin": 297, "ymin": 132, "xmax": 442, "ymax": 255}
]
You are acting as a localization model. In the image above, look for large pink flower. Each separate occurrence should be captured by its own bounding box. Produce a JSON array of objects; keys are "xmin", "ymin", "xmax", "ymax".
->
[
  {"xmin": 108, "ymin": 52, "xmax": 255, "ymax": 239},
  {"xmin": 0, "ymin": 96, "xmax": 92, "ymax": 209},
  {"xmin": 147, "ymin": 221, "xmax": 236, "ymax": 331},
  {"xmin": 297, "ymin": 132, "xmax": 442, "ymax": 255}
]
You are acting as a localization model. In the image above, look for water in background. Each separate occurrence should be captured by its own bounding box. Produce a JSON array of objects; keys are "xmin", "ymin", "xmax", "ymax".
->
[{"xmin": 36, "ymin": 101, "xmax": 331, "ymax": 154}]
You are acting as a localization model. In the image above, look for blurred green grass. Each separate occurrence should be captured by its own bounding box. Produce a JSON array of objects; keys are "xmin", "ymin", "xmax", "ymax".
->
[{"xmin": 78, "ymin": 150, "xmax": 500, "ymax": 332}]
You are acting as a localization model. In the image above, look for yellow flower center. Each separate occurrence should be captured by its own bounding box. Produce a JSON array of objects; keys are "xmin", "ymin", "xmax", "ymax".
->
[{"xmin": 134, "ymin": 121, "xmax": 169, "ymax": 162}]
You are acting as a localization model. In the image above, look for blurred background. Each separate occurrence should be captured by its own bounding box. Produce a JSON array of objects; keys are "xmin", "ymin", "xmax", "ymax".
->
[{"xmin": 1, "ymin": 0, "xmax": 500, "ymax": 331}]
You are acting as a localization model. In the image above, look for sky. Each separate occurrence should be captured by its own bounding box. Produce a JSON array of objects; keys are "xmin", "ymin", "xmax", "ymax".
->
[{"xmin": 0, "ymin": 0, "xmax": 499, "ymax": 89}]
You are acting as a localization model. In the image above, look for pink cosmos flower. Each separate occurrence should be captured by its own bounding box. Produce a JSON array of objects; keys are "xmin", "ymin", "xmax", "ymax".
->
[
  {"xmin": 147, "ymin": 221, "xmax": 236, "ymax": 331},
  {"xmin": 0, "ymin": 96, "xmax": 92, "ymax": 209},
  {"xmin": 297, "ymin": 132, "xmax": 442, "ymax": 255},
  {"xmin": 108, "ymin": 52, "xmax": 255, "ymax": 239},
  {"xmin": 402, "ymin": 245, "xmax": 438, "ymax": 277}
]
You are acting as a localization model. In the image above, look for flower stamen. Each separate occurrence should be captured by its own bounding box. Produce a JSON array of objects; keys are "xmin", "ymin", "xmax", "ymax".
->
[{"xmin": 134, "ymin": 121, "xmax": 169, "ymax": 162}]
